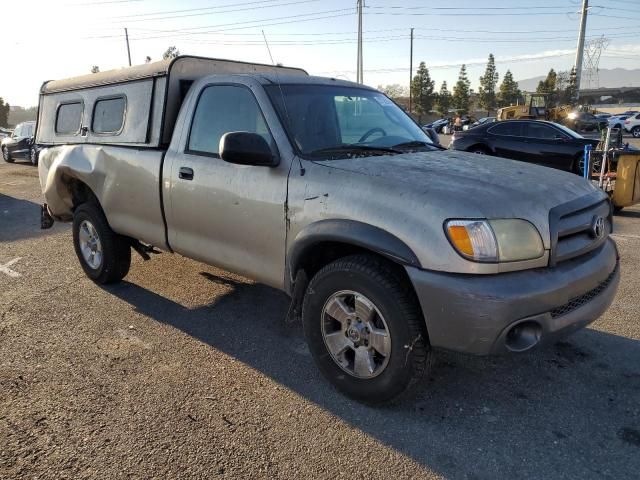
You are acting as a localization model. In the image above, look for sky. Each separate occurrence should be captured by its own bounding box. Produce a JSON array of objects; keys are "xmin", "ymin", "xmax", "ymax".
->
[{"xmin": 1, "ymin": 0, "xmax": 639, "ymax": 107}]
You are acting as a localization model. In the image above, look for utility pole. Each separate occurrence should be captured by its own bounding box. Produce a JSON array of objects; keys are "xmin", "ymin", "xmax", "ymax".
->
[
  {"xmin": 409, "ymin": 28, "xmax": 414, "ymax": 113},
  {"xmin": 125, "ymin": 28, "xmax": 132, "ymax": 67},
  {"xmin": 574, "ymin": 0, "xmax": 588, "ymax": 97},
  {"xmin": 356, "ymin": 0, "xmax": 363, "ymax": 84}
]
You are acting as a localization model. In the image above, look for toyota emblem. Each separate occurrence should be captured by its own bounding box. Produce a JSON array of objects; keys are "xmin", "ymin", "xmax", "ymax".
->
[{"xmin": 591, "ymin": 216, "xmax": 606, "ymax": 239}]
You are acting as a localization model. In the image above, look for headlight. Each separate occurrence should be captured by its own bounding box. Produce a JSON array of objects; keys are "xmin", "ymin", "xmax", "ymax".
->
[
  {"xmin": 568, "ymin": 112, "xmax": 577, "ymax": 120},
  {"xmin": 445, "ymin": 219, "xmax": 544, "ymax": 263}
]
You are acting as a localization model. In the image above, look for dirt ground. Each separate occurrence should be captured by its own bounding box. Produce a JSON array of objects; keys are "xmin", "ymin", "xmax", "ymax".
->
[{"xmin": 1, "ymin": 155, "xmax": 639, "ymax": 479}]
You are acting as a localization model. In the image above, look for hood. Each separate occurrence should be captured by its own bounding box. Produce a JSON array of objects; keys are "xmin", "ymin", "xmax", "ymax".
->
[{"xmin": 312, "ymin": 149, "xmax": 601, "ymax": 223}]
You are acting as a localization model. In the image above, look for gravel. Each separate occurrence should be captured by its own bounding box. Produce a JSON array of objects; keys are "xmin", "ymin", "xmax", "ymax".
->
[{"xmin": 1, "ymin": 158, "xmax": 639, "ymax": 479}]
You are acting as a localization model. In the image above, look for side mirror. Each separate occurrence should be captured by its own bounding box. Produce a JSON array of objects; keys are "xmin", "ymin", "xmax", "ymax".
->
[{"xmin": 219, "ymin": 131, "xmax": 279, "ymax": 167}]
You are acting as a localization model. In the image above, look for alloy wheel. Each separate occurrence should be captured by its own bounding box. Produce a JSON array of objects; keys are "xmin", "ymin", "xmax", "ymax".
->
[
  {"xmin": 321, "ymin": 290, "xmax": 391, "ymax": 379},
  {"xmin": 78, "ymin": 220, "xmax": 103, "ymax": 270}
]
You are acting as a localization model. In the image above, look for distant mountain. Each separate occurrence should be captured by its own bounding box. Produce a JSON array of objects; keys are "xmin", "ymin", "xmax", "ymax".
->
[{"xmin": 517, "ymin": 68, "xmax": 640, "ymax": 91}]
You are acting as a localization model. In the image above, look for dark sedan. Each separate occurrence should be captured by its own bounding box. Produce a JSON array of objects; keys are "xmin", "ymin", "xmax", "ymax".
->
[
  {"xmin": 449, "ymin": 120, "xmax": 599, "ymax": 175},
  {"xmin": 1, "ymin": 121, "xmax": 39, "ymax": 165}
]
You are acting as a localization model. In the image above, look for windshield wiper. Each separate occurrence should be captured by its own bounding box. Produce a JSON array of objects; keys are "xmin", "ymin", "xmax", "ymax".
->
[
  {"xmin": 309, "ymin": 144, "xmax": 402, "ymax": 157},
  {"xmin": 391, "ymin": 140, "xmax": 446, "ymax": 151}
]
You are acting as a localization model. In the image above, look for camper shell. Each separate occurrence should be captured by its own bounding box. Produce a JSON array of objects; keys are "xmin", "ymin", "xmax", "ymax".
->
[{"xmin": 36, "ymin": 55, "xmax": 307, "ymax": 148}]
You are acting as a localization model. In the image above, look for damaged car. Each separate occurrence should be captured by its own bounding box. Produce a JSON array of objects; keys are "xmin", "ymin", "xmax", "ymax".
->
[{"xmin": 36, "ymin": 56, "xmax": 619, "ymax": 403}]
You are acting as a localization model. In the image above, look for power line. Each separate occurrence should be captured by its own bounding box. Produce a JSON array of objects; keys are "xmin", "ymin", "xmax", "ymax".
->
[
  {"xmin": 82, "ymin": 9, "xmax": 356, "ymax": 39},
  {"xmin": 109, "ymin": 0, "xmax": 322, "ymax": 23},
  {"xmin": 319, "ymin": 52, "xmax": 577, "ymax": 75},
  {"xmin": 108, "ymin": 0, "xmax": 295, "ymax": 19}
]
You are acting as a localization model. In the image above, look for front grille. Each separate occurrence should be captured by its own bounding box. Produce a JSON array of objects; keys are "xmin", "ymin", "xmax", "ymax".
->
[
  {"xmin": 550, "ymin": 267, "xmax": 617, "ymax": 318},
  {"xmin": 549, "ymin": 193, "xmax": 612, "ymax": 265}
]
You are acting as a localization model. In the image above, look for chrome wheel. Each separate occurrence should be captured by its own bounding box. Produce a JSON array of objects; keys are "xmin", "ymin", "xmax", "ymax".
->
[
  {"xmin": 30, "ymin": 147, "xmax": 37, "ymax": 165},
  {"xmin": 321, "ymin": 290, "xmax": 391, "ymax": 379},
  {"xmin": 78, "ymin": 220, "xmax": 103, "ymax": 270},
  {"xmin": 633, "ymin": 127, "xmax": 640, "ymax": 138}
]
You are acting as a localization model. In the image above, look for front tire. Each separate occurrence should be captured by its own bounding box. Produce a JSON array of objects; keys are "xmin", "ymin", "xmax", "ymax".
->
[
  {"xmin": 72, "ymin": 203, "xmax": 131, "ymax": 284},
  {"xmin": 302, "ymin": 254, "xmax": 432, "ymax": 404},
  {"xmin": 2, "ymin": 146, "xmax": 13, "ymax": 163}
]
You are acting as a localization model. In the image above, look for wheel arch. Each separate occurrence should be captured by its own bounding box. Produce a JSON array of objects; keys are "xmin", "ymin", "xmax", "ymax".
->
[
  {"xmin": 466, "ymin": 143, "xmax": 492, "ymax": 155},
  {"xmin": 286, "ymin": 219, "xmax": 420, "ymax": 294}
]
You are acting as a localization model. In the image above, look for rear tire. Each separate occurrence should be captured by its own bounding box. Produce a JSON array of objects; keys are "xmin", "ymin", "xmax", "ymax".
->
[
  {"xmin": 302, "ymin": 254, "xmax": 432, "ymax": 404},
  {"xmin": 468, "ymin": 145, "xmax": 489, "ymax": 155},
  {"xmin": 2, "ymin": 146, "xmax": 13, "ymax": 163},
  {"xmin": 632, "ymin": 126, "xmax": 640, "ymax": 138},
  {"xmin": 72, "ymin": 202, "xmax": 131, "ymax": 284},
  {"xmin": 29, "ymin": 147, "xmax": 38, "ymax": 166}
]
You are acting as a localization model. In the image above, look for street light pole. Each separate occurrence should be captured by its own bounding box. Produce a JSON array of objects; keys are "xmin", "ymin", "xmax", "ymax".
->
[
  {"xmin": 574, "ymin": 0, "xmax": 589, "ymax": 97},
  {"xmin": 356, "ymin": 0, "xmax": 363, "ymax": 84},
  {"xmin": 409, "ymin": 27, "xmax": 414, "ymax": 113}
]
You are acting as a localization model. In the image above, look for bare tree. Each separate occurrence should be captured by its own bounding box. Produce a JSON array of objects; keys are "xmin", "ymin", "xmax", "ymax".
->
[{"xmin": 162, "ymin": 47, "xmax": 180, "ymax": 60}]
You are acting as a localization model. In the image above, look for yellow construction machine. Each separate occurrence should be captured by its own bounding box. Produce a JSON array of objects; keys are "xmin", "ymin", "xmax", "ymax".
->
[{"xmin": 496, "ymin": 93, "xmax": 591, "ymax": 125}]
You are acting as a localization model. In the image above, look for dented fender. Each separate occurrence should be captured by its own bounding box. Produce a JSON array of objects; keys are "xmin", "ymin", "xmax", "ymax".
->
[{"xmin": 38, "ymin": 144, "xmax": 169, "ymax": 250}]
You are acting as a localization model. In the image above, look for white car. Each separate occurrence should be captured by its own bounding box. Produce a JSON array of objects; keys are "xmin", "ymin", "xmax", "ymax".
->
[
  {"xmin": 608, "ymin": 115, "xmax": 630, "ymax": 130},
  {"xmin": 623, "ymin": 113, "xmax": 640, "ymax": 138}
]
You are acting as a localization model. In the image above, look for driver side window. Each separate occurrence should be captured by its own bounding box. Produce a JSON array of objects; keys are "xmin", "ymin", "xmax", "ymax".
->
[{"xmin": 187, "ymin": 85, "xmax": 272, "ymax": 157}]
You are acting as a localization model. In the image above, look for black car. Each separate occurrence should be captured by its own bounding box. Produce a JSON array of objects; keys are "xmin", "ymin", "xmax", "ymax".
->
[
  {"xmin": 566, "ymin": 112, "xmax": 607, "ymax": 132},
  {"xmin": 1, "ymin": 121, "xmax": 39, "ymax": 165},
  {"xmin": 449, "ymin": 120, "xmax": 599, "ymax": 175}
]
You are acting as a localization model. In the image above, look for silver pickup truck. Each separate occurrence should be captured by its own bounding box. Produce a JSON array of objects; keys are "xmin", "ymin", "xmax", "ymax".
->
[{"xmin": 37, "ymin": 56, "xmax": 619, "ymax": 403}]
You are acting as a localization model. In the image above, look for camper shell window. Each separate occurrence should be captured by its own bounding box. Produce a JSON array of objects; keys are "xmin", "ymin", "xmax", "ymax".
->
[
  {"xmin": 92, "ymin": 96, "xmax": 126, "ymax": 134},
  {"xmin": 55, "ymin": 101, "xmax": 83, "ymax": 134}
]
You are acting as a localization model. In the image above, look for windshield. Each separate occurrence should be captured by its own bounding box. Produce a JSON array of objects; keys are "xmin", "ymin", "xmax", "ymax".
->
[
  {"xmin": 265, "ymin": 84, "xmax": 434, "ymax": 158},
  {"xmin": 553, "ymin": 122, "xmax": 583, "ymax": 139}
]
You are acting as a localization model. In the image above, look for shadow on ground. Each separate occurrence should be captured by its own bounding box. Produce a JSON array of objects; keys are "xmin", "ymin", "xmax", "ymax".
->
[
  {"xmin": 102, "ymin": 272, "xmax": 640, "ymax": 479},
  {"xmin": 0, "ymin": 194, "xmax": 66, "ymax": 243}
]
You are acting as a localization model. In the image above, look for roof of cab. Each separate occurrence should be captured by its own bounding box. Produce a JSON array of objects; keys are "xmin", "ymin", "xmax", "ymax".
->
[
  {"xmin": 41, "ymin": 55, "xmax": 308, "ymax": 94},
  {"xmin": 255, "ymin": 74, "xmax": 374, "ymax": 90}
]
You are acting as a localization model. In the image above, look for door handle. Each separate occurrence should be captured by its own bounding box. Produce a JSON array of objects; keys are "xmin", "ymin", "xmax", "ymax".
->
[{"xmin": 179, "ymin": 166, "xmax": 194, "ymax": 180}]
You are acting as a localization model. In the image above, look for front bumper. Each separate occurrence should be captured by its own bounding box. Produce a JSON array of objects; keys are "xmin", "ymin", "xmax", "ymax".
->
[{"xmin": 406, "ymin": 238, "xmax": 620, "ymax": 355}]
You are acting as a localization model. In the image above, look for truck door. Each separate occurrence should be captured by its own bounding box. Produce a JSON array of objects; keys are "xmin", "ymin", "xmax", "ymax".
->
[{"xmin": 165, "ymin": 83, "xmax": 289, "ymax": 289}]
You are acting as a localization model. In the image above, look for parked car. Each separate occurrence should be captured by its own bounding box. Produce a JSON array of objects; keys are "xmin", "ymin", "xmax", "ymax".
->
[
  {"xmin": 449, "ymin": 120, "xmax": 600, "ymax": 175},
  {"xmin": 424, "ymin": 118, "xmax": 448, "ymax": 133},
  {"xmin": 0, "ymin": 127, "xmax": 13, "ymax": 139},
  {"xmin": 594, "ymin": 113, "xmax": 612, "ymax": 120},
  {"xmin": 623, "ymin": 112, "xmax": 640, "ymax": 138},
  {"xmin": 622, "ymin": 110, "xmax": 639, "ymax": 116},
  {"xmin": 37, "ymin": 57, "xmax": 619, "ymax": 404},
  {"xmin": 566, "ymin": 112, "xmax": 607, "ymax": 132},
  {"xmin": 609, "ymin": 115, "xmax": 630, "ymax": 130},
  {"xmin": 1, "ymin": 120, "xmax": 40, "ymax": 165}
]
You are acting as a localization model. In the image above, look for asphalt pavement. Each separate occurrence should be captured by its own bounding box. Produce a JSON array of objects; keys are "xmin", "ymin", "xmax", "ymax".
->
[{"xmin": 1, "ymin": 155, "xmax": 639, "ymax": 479}]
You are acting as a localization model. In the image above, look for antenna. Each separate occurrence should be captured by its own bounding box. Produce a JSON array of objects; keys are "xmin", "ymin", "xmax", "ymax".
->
[
  {"xmin": 262, "ymin": 30, "xmax": 275, "ymax": 65},
  {"xmin": 261, "ymin": 30, "xmax": 305, "ymax": 176}
]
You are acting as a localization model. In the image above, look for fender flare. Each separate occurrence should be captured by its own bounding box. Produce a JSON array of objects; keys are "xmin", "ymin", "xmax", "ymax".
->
[{"xmin": 287, "ymin": 219, "xmax": 421, "ymax": 284}]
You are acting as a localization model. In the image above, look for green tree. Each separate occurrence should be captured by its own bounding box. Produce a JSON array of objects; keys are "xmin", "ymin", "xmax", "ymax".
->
[
  {"xmin": 536, "ymin": 69, "xmax": 557, "ymax": 94},
  {"xmin": 0, "ymin": 97, "xmax": 9, "ymax": 128},
  {"xmin": 497, "ymin": 70, "xmax": 521, "ymax": 107},
  {"xmin": 162, "ymin": 46, "xmax": 180, "ymax": 60},
  {"xmin": 452, "ymin": 64, "xmax": 471, "ymax": 114},
  {"xmin": 478, "ymin": 54, "xmax": 499, "ymax": 115},
  {"xmin": 564, "ymin": 67, "xmax": 578, "ymax": 104},
  {"xmin": 411, "ymin": 62, "xmax": 435, "ymax": 118},
  {"xmin": 436, "ymin": 81, "xmax": 451, "ymax": 116}
]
